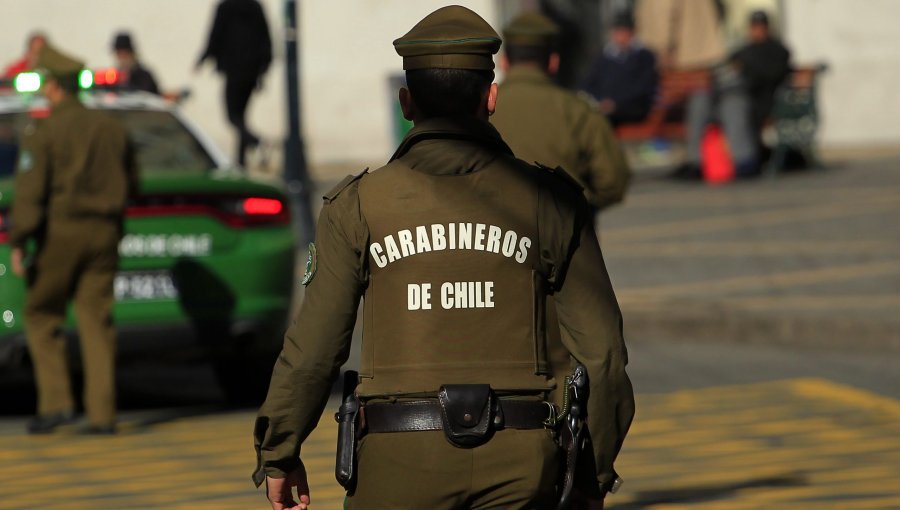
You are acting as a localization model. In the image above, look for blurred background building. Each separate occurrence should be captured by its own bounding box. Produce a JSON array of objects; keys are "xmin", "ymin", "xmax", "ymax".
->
[{"xmin": 4, "ymin": 0, "xmax": 899, "ymax": 169}]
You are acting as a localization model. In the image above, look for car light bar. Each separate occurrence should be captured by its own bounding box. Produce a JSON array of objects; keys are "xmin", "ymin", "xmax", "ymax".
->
[
  {"xmin": 14, "ymin": 72, "xmax": 41, "ymax": 93},
  {"xmin": 78, "ymin": 69, "xmax": 93, "ymax": 89},
  {"xmin": 12, "ymin": 70, "xmax": 94, "ymax": 93},
  {"xmin": 94, "ymin": 68, "xmax": 119, "ymax": 86}
]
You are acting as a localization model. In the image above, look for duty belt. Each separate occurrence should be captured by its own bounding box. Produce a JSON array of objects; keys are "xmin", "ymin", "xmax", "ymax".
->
[{"xmin": 363, "ymin": 399, "xmax": 552, "ymax": 434}]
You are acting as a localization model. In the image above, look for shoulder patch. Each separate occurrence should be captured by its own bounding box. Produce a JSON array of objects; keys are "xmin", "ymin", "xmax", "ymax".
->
[
  {"xmin": 324, "ymin": 168, "xmax": 368, "ymax": 202},
  {"xmin": 301, "ymin": 242, "xmax": 317, "ymax": 286},
  {"xmin": 535, "ymin": 162, "xmax": 583, "ymax": 192}
]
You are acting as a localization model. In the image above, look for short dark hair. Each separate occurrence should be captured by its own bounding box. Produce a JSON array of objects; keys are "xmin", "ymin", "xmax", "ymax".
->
[
  {"xmin": 506, "ymin": 44, "xmax": 552, "ymax": 67},
  {"xmin": 405, "ymin": 68, "xmax": 494, "ymax": 118}
]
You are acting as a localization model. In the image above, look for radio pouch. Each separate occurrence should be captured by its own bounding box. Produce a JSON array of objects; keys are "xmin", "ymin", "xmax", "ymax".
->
[{"xmin": 437, "ymin": 384, "xmax": 496, "ymax": 448}]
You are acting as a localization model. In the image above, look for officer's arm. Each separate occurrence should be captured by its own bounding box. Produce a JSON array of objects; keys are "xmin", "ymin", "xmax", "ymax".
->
[
  {"xmin": 252, "ymin": 181, "xmax": 366, "ymax": 486},
  {"xmin": 553, "ymin": 211, "xmax": 635, "ymax": 494},
  {"xmin": 9, "ymin": 127, "xmax": 50, "ymax": 249},
  {"xmin": 577, "ymin": 108, "xmax": 631, "ymax": 210}
]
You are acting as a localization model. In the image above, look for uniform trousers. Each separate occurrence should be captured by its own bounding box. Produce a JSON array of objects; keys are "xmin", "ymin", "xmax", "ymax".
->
[
  {"xmin": 24, "ymin": 217, "xmax": 120, "ymax": 426},
  {"xmin": 345, "ymin": 428, "xmax": 560, "ymax": 510}
]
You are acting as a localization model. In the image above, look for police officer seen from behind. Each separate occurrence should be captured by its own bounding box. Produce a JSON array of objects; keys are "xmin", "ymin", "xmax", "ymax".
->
[
  {"xmin": 10, "ymin": 44, "xmax": 137, "ymax": 435},
  {"xmin": 253, "ymin": 6, "xmax": 634, "ymax": 510},
  {"xmin": 492, "ymin": 11, "xmax": 631, "ymax": 215}
]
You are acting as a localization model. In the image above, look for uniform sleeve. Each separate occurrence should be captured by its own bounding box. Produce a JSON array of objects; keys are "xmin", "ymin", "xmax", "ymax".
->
[
  {"xmin": 552, "ymin": 202, "xmax": 635, "ymax": 492},
  {"xmin": 9, "ymin": 126, "xmax": 50, "ymax": 249},
  {"xmin": 252, "ymin": 181, "xmax": 367, "ymax": 486},
  {"xmin": 575, "ymin": 106, "xmax": 632, "ymax": 210}
]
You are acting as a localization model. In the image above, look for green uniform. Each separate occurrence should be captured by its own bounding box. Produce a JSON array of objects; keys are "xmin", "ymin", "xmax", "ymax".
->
[
  {"xmin": 253, "ymin": 6, "xmax": 634, "ymax": 508},
  {"xmin": 11, "ymin": 48, "xmax": 136, "ymax": 427},
  {"xmin": 491, "ymin": 11, "xmax": 630, "ymax": 212},
  {"xmin": 492, "ymin": 67, "xmax": 630, "ymax": 210}
]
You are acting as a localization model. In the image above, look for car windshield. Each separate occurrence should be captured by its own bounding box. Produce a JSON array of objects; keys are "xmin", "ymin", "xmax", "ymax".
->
[{"xmin": 0, "ymin": 108, "xmax": 216, "ymax": 178}]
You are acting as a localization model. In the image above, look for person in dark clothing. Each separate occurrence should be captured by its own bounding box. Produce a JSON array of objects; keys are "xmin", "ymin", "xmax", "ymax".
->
[
  {"xmin": 582, "ymin": 12, "xmax": 658, "ymax": 126},
  {"xmin": 731, "ymin": 10, "xmax": 791, "ymax": 138},
  {"xmin": 111, "ymin": 33, "xmax": 160, "ymax": 95},
  {"xmin": 672, "ymin": 10, "xmax": 790, "ymax": 181},
  {"xmin": 196, "ymin": 0, "xmax": 272, "ymax": 167}
]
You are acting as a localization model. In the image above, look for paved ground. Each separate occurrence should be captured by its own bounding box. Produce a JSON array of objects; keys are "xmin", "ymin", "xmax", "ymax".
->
[
  {"xmin": 602, "ymin": 159, "xmax": 900, "ymax": 351},
  {"xmin": 1, "ymin": 158, "xmax": 898, "ymax": 509}
]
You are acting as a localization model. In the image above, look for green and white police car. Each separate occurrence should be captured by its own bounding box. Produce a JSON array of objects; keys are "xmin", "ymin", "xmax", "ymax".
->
[{"xmin": 0, "ymin": 71, "xmax": 295, "ymax": 403}]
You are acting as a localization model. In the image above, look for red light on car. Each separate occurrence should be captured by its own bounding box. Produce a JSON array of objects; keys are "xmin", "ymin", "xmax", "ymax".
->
[
  {"xmin": 94, "ymin": 68, "xmax": 118, "ymax": 86},
  {"xmin": 242, "ymin": 197, "xmax": 283, "ymax": 215},
  {"xmin": 0, "ymin": 210, "xmax": 8, "ymax": 244}
]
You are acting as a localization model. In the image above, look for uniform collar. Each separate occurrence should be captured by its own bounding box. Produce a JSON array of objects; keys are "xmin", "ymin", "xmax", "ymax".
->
[
  {"xmin": 52, "ymin": 95, "xmax": 84, "ymax": 113},
  {"xmin": 389, "ymin": 116, "xmax": 513, "ymax": 162},
  {"xmin": 503, "ymin": 65, "xmax": 554, "ymax": 85}
]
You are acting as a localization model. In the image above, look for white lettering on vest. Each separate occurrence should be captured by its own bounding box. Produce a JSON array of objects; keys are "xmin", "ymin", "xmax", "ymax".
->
[
  {"xmin": 486, "ymin": 225, "xmax": 502, "ymax": 253},
  {"xmin": 370, "ymin": 243, "xmax": 388, "ymax": 268},
  {"xmin": 457, "ymin": 223, "xmax": 472, "ymax": 250},
  {"xmin": 501, "ymin": 230, "xmax": 517, "ymax": 257},
  {"xmin": 384, "ymin": 235, "xmax": 402, "ymax": 263},
  {"xmin": 398, "ymin": 229, "xmax": 415, "ymax": 257},
  {"xmin": 437, "ymin": 281, "xmax": 495, "ymax": 310},
  {"xmin": 408, "ymin": 283, "xmax": 432, "ymax": 310},
  {"xmin": 516, "ymin": 237, "xmax": 531, "ymax": 263},
  {"xmin": 415, "ymin": 226, "xmax": 432, "ymax": 253}
]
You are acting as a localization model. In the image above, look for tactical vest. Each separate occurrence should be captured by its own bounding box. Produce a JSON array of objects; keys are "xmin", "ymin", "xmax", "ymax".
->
[{"xmin": 356, "ymin": 159, "xmax": 556, "ymax": 397}]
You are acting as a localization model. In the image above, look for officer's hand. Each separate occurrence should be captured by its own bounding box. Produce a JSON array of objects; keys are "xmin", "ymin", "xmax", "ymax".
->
[
  {"xmin": 10, "ymin": 247, "xmax": 25, "ymax": 277},
  {"xmin": 266, "ymin": 464, "xmax": 310, "ymax": 510}
]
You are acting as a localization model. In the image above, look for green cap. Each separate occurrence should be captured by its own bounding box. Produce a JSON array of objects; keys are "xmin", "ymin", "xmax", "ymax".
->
[
  {"xmin": 394, "ymin": 5, "xmax": 501, "ymax": 71},
  {"xmin": 503, "ymin": 10, "xmax": 560, "ymax": 48},
  {"xmin": 36, "ymin": 44, "xmax": 85, "ymax": 79}
]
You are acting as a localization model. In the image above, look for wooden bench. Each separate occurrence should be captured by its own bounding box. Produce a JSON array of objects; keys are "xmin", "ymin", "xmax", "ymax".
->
[
  {"xmin": 614, "ymin": 69, "xmax": 711, "ymax": 142},
  {"xmin": 614, "ymin": 64, "xmax": 827, "ymax": 174}
]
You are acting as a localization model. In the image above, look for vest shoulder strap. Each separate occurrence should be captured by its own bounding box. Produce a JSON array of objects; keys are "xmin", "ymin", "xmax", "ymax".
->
[
  {"xmin": 535, "ymin": 163, "xmax": 584, "ymax": 194},
  {"xmin": 324, "ymin": 168, "xmax": 369, "ymax": 203}
]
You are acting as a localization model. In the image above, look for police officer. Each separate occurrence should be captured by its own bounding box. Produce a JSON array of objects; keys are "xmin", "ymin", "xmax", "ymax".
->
[
  {"xmin": 10, "ymin": 44, "xmax": 137, "ymax": 434},
  {"xmin": 492, "ymin": 11, "xmax": 631, "ymax": 213},
  {"xmin": 253, "ymin": 6, "xmax": 634, "ymax": 510}
]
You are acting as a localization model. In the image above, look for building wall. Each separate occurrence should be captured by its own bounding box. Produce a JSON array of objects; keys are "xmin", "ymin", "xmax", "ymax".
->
[
  {"xmin": 3, "ymin": 0, "xmax": 497, "ymax": 169},
  {"xmin": 5, "ymin": 1, "xmax": 897, "ymax": 164},
  {"xmin": 782, "ymin": 0, "xmax": 900, "ymax": 147}
]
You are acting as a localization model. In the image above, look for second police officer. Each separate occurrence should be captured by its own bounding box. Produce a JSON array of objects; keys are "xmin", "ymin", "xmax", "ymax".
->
[{"xmin": 253, "ymin": 6, "xmax": 634, "ymax": 510}]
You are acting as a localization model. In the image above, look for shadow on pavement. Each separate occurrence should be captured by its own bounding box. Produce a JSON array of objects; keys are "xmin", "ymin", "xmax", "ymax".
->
[{"xmin": 608, "ymin": 473, "xmax": 808, "ymax": 509}]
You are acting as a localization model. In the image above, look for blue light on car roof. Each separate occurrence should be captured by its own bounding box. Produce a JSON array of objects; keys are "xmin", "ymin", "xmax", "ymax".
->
[
  {"xmin": 14, "ymin": 72, "xmax": 41, "ymax": 93},
  {"xmin": 79, "ymin": 69, "xmax": 93, "ymax": 90}
]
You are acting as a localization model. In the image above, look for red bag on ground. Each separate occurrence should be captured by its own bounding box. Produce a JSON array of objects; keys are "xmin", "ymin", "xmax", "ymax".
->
[{"xmin": 701, "ymin": 125, "xmax": 735, "ymax": 184}]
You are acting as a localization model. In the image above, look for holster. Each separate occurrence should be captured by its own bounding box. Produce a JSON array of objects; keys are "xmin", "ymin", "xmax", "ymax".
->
[
  {"xmin": 334, "ymin": 370, "xmax": 360, "ymax": 490},
  {"xmin": 556, "ymin": 363, "xmax": 588, "ymax": 510},
  {"xmin": 437, "ymin": 384, "xmax": 498, "ymax": 448}
]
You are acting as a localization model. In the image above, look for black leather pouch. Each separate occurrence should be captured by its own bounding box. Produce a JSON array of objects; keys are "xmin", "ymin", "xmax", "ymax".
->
[{"xmin": 437, "ymin": 384, "xmax": 496, "ymax": 448}]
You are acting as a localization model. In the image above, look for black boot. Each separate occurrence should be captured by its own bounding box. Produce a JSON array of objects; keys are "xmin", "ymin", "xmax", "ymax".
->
[{"xmin": 27, "ymin": 411, "xmax": 77, "ymax": 434}]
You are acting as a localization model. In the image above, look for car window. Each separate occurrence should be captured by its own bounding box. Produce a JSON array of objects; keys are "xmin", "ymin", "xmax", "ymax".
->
[{"xmin": 0, "ymin": 109, "xmax": 216, "ymax": 177}]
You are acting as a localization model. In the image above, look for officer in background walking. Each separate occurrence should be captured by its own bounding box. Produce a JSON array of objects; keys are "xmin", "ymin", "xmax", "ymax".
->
[
  {"xmin": 10, "ymin": 44, "xmax": 138, "ymax": 435},
  {"xmin": 492, "ymin": 11, "xmax": 631, "ymax": 214},
  {"xmin": 253, "ymin": 6, "xmax": 634, "ymax": 510}
]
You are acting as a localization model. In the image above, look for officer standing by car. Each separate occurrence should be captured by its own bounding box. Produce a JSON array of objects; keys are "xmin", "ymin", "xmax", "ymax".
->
[
  {"xmin": 492, "ymin": 11, "xmax": 631, "ymax": 215},
  {"xmin": 253, "ymin": 6, "xmax": 634, "ymax": 510},
  {"xmin": 10, "ymin": 44, "xmax": 137, "ymax": 435}
]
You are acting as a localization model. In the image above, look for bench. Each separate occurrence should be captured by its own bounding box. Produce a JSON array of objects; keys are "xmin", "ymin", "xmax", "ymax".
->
[{"xmin": 614, "ymin": 64, "xmax": 827, "ymax": 174}]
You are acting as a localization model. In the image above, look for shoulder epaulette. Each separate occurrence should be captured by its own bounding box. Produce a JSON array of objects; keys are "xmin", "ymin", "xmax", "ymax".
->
[
  {"xmin": 323, "ymin": 168, "xmax": 368, "ymax": 202},
  {"xmin": 535, "ymin": 162, "xmax": 583, "ymax": 192}
]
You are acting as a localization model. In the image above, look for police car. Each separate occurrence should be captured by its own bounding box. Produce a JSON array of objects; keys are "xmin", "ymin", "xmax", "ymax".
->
[{"xmin": 0, "ymin": 71, "xmax": 295, "ymax": 403}]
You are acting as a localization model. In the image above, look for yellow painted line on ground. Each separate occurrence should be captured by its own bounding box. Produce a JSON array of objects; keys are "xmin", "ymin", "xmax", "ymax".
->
[
  {"xmin": 1, "ymin": 379, "xmax": 898, "ymax": 509},
  {"xmin": 603, "ymin": 197, "xmax": 898, "ymax": 243},
  {"xmin": 619, "ymin": 259, "xmax": 900, "ymax": 300}
]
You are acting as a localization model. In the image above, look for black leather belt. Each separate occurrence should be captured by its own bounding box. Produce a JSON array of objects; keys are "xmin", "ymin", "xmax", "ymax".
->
[{"xmin": 363, "ymin": 399, "xmax": 551, "ymax": 434}]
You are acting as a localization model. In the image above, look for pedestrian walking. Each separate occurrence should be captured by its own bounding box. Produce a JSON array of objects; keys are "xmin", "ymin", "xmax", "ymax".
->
[
  {"xmin": 10, "ymin": 44, "xmax": 138, "ymax": 435},
  {"xmin": 196, "ymin": 0, "xmax": 272, "ymax": 167},
  {"xmin": 252, "ymin": 6, "xmax": 634, "ymax": 510}
]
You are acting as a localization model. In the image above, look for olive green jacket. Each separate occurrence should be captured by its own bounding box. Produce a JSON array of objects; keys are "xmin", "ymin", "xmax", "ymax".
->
[
  {"xmin": 492, "ymin": 66, "xmax": 631, "ymax": 211},
  {"xmin": 11, "ymin": 96, "xmax": 136, "ymax": 248},
  {"xmin": 253, "ymin": 117, "xmax": 634, "ymax": 492}
]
